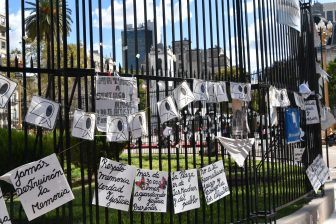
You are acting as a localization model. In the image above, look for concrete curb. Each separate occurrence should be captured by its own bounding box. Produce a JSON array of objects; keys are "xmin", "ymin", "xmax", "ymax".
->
[{"xmin": 277, "ymin": 181, "xmax": 335, "ymax": 224}]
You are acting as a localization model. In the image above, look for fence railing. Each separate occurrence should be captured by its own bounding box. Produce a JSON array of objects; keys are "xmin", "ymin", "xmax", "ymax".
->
[{"xmin": 0, "ymin": 0, "xmax": 322, "ymax": 223}]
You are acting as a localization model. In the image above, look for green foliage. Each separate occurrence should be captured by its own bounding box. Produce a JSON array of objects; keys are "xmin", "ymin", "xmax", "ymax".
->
[{"xmin": 327, "ymin": 59, "xmax": 336, "ymax": 108}]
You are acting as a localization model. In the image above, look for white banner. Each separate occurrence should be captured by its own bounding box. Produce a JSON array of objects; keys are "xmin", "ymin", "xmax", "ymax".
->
[{"xmin": 277, "ymin": 0, "xmax": 301, "ymax": 32}]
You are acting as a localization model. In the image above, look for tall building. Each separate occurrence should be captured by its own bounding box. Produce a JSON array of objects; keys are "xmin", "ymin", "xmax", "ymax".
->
[
  {"xmin": 121, "ymin": 21, "xmax": 154, "ymax": 71},
  {"xmin": 312, "ymin": 1, "xmax": 336, "ymax": 23},
  {"xmin": 0, "ymin": 14, "xmax": 6, "ymax": 56}
]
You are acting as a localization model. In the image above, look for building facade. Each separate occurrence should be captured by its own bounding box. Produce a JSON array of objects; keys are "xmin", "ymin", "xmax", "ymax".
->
[
  {"xmin": 121, "ymin": 21, "xmax": 154, "ymax": 70},
  {"xmin": 0, "ymin": 14, "xmax": 6, "ymax": 56}
]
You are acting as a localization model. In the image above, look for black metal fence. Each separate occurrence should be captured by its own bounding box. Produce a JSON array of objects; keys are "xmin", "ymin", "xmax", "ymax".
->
[{"xmin": 0, "ymin": 0, "xmax": 323, "ymax": 223}]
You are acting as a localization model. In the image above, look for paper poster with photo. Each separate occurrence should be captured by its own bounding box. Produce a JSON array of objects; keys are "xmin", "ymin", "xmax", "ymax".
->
[
  {"xmin": 193, "ymin": 79, "xmax": 208, "ymax": 101},
  {"xmin": 71, "ymin": 109, "xmax": 96, "ymax": 140},
  {"xmin": 96, "ymin": 98, "xmax": 138, "ymax": 132},
  {"xmin": 305, "ymin": 100, "xmax": 320, "ymax": 125},
  {"xmin": 0, "ymin": 188, "xmax": 11, "ymax": 224},
  {"xmin": 285, "ymin": 108, "xmax": 301, "ymax": 144},
  {"xmin": 207, "ymin": 82, "xmax": 217, "ymax": 103},
  {"xmin": 157, "ymin": 96, "xmax": 180, "ymax": 124},
  {"xmin": 269, "ymin": 86, "xmax": 280, "ymax": 107},
  {"xmin": 0, "ymin": 75, "xmax": 17, "ymax": 109},
  {"xmin": 128, "ymin": 111, "xmax": 148, "ymax": 139},
  {"xmin": 231, "ymin": 100, "xmax": 250, "ymax": 137},
  {"xmin": 277, "ymin": 0, "xmax": 301, "ymax": 32},
  {"xmin": 96, "ymin": 76, "xmax": 138, "ymax": 101},
  {"xmin": 92, "ymin": 158, "xmax": 136, "ymax": 211},
  {"xmin": 9, "ymin": 154, "xmax": 74, "ymax": 221},
  {"xmin": 230, "ymin": 82, "xmax": 251, "ymax": 102},
  {"xmin": 172, "ymin": 81, "xmax": 195, "ymax": 110},
  {"xmin": 171, "ymin": 169, "xmax": 200, "ymax": 214},
  {"xmin": 278, "ymin": 89, "xmax": 290, "ymax": 107},
  {"xmin": 294, "ymin": 148, "xmax": 305, "ymax": 163},
  {"xmin": 306, "ymin": 166, "xmax": 322, "ymax": 193},
  {"xmin": 106, "ymin": 116, "xmax": 129, "ymax": 142},
  {"xmin": 321, "ymin": 108, "xmax": 336, "ymax": 131},
  {"xmin": 215, "ymin": 81, "xmax": 229, "ymax": 103},
  {"xmin": 25, "ymin": 96, "xmax": 60, "ymax": 130},
  {"xmin": 132, "ymin": 169, "xmax": 168, "ymax": 213},
  {"xmin": 217, "ymin": 137, "xmax": 255, "ymax": 167},
  {"xmin": 200, "ymin": 161, "xmax": 230, "ymax": 205},
  {"xmin": 294, "ymin": 92, "xmax": 305, "ymax": 110}
]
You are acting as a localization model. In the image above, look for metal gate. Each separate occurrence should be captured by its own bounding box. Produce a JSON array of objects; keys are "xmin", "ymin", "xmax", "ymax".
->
[{"xmin": 0, "ymin": 0, "xmax": 323, "ymax": 223}]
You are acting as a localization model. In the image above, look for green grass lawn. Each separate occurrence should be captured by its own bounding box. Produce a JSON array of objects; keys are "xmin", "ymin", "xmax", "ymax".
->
[{"xmin": 4, "ymin": 153, "xmax": 309, "ymax": 223}]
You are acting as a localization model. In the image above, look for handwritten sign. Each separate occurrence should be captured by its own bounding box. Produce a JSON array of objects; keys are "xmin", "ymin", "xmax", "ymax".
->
[
  {"xmin": 25, "ymin": 96, "xmax": 60, "ymax": 130},
  {"xmin": 9, "ymin": 154, "xmax": 74, "ymax": 221},
  {"xmin": 93, "ymin": 158, "xmax": 136, "ymax": 211},
  {"xmin": 217, "ymin": 137, "xmax": 255, "ymax": 167},
  {"xmin": 171, "ymin": 169, "xmax": 200, "ymax": 214},
  {"xmin": 306, "ymin": 166, "xmax": 321, "ymax": 193},
  {"xmin": 200, "ymin": 161, "xmax": 230, "ymax": 205},
  {"xmin": 305, "ymin": 100, "xmax": 320, "ymax": 125},
  {"xmin": 0, "ymin": 75, "xmax": 17, "ymax": 109},
  {"xmin": 294, "ymin": 148, "xmax": 305, "ymax": 163},
  {"xmin": 311, "ymin": 155, "xmax": 330, "ymax": 185},
  {"xmin": 0, "ymin": 188, "xmax": 11, "ymax": 224},
  {"xmin": 96, "ymin": 98, "xmax": 138, "ymax": 132},
  {"xmin": 132, "ymin": 169, "xmax": 168, "ymax": 213}
]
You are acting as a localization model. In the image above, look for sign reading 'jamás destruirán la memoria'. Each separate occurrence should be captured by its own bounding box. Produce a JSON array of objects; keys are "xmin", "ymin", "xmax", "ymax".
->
[{"xmin": 277, "ymin": 0, "xmax": 301, "ymax": 32}]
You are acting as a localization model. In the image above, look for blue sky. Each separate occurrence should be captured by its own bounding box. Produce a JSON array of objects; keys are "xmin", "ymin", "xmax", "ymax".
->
[{"xmin": 2, "ymin": 0, "xmax": 334, "ymax": 72}]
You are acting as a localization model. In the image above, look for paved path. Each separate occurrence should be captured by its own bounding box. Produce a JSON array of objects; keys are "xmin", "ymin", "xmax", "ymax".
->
[{"xmin": 322, "ymin": 146, "xmax": 336, "ymax": 223}]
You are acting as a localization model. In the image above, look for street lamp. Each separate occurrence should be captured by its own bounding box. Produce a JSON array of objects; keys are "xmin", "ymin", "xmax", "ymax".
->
[{"xmin": 315, "ymin": 18, "xmax": 333, "ymax": 108}]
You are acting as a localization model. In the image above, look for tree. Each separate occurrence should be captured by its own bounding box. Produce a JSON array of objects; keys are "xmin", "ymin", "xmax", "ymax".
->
[
  {"xmin": 327, "ymin": 59, "xmax": 336, "ymax": 109},
  {"xmin": 25, "ymin": 0, "xmax": 72, "ymax": 44}
]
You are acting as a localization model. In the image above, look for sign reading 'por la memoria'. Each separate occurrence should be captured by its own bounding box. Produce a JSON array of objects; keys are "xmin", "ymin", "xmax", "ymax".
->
[{"xmin": 9, "ymin": 154, "xmax": 74, "ymax": 221}]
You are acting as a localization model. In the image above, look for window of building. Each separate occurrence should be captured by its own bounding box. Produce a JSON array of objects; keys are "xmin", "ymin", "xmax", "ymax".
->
[
  {"xmin": 1, "ymin": 31, "xmax": 4, "ymax": 37},
  {"xmin": 327, "ymin": 11, "xmax": 333, "ymax": 22},
  {"xmin": 1, "ymin": 41, "xmax": 5, "ymax": 49}
]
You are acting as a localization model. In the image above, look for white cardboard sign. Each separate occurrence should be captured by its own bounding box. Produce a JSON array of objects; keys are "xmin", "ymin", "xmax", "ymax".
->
[
  {"xmin": 172, "ymin": 81, "xmax": 195, "ymax": 110},
  {"xmin": 277, "ymin": 0, "xmax": 301, "ymax": 32},
  {"xmin": 106, "ymin": 116, "xmax": 129, "ymax": 142},
  {"xmin": 217, "ymin": 137, "xmax": 255, "ymax": 167},
  {"xmin": 128, "ymin": 111, "xmax": 148, "ymax": 139},
  {"xmin": 93, "ymin": 158, "xmax": 136, "ymax": 211},
  {"xmin": 230, "ymin": 82, "xmax": 251, "ymax": 102},
  {"xmin": 132, "ymin": 169, "xmax": 168, "ymax": 213},
  {"xmin": 96, "ymin": 98, "xmax": 138, "ymax": 132},
  {"xmin": 193, "ymin": 79, "xmax": 208, "ymax": 101},
  {"xmin": 215, "ymin": 82, "xmax": 229, "ymax": 103},
  {"xmin": 207, "ymin": 82, "xmax": 217, "ymax": 103},
  {"xmin": 71, "ymin": 109, "xmax": 96, "ymax": 140},
  {"xmin": 171, "ymin": 169, "xmax": 200, "ymax": 214},
  {"xmin": 294, "ymin": 148, "xmax": 305, "ymax": 163},
  {"xmin": 305, "ymin": 100, "xmax": 320, "ymax": 125},
  {"xmin": 9, "ymin": 154, "xmax": 74, "ymax": 221},
  {"xmin": 200, "ymin": 161, "xmax": 230, "ymax": 205},
  {"xmin": 0, "ymin": 188, "xmax": 11, "ymax": 224},
  {"xmin": 157, "ymin": 96, "xmax": 180, "ymax": 124},
  {"xmin": 306, "ymin": 166, "xmax": 321, "ymax": 193},
  {"xmin": 25, "ymin": 96, "xmax": 60, "ymax": 130},
  {"xmin": 0, "ymin": 75, "xmax": 17, "ymax": 109}
]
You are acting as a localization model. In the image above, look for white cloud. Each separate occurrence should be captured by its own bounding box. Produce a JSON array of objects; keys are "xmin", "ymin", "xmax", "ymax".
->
[
  {"xmin": 8, "ymin": 10, "xmax": 23, "ymax": 51},
  {"xmin": 93, "ymin": 0, "xmax": 192, "ymax": 42}
]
